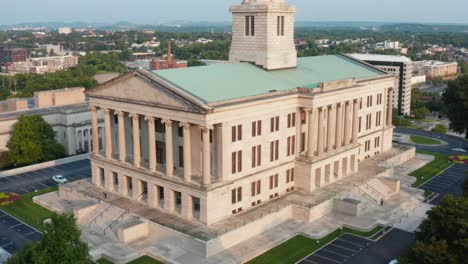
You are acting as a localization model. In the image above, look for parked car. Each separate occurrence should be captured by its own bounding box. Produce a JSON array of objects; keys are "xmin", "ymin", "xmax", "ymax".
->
[
  {"xmin": 52, "ymin": 175, "xmax": 68, "ymax": 184},
  {"xmin": 451, "ymin": 148, "xmax": 467, "ymax": 153},
  {"xmin": 389, "ymin": 260, "xmax": 398, "ymax": 264}
]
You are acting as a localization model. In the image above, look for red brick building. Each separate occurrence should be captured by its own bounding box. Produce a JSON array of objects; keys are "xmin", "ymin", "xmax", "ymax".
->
[{"xmin": 149, "ymin": 42, "xmax": 187, "ymax": 71}]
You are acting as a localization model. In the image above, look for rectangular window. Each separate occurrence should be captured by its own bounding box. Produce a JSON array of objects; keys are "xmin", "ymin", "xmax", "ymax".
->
[
  {"xmin": 237, "ymin": 187, "xmax": 242, "ymax": 202},
  {"xmin": 270, "ymin": 116, "xmax": 280, "ymax": 132},
  {"xmin": 269, "ymin": 175, "xmax": 274, "ymax": 190},
  {"xmin": 287, "ymin": 136, "xmax": 295, "ymax": 156},
  {"xmin": 274, "ymin": 174, "xmax": 278, "ymax": 188},
  {"xmin": 232, "ymin": 189, "xmax": 236, "ymax": 204},
  {"xmin": 232, "ymin": 125, "xmax": 242, "ymax": 142},
  {"xmin": 301, "ymin": 132, "xmax": 306, "ymax": 152},
  {"xmin": 359, "ymin": 117, "xmax": 362, "ymax": 133},
  {"xmin": 277, "ymin": 16, "xmax": 285, "ymax": 36},
  {"xmin": 250, "ymin": 16, "xmax": 255, "ymax": 36},
  {"xmin": 281, "ymin": 16, "xmax": 285, "ymax": 36},
  {"xmin": 287, "ymin": 113, "xmax": 296, "ymax": 128},
  {"xmin": 238, "ymin": 150, "xmax": 242, "ymax": 172},
  {"xmin": 232, "ymin": 151, "xmax": 243, "ymax": 174},
  {"xmin": 275, "ymin": 140, "xmax": 279, "ymax": 160},
  {"xmin": 232, "ymin": 187, "xmax": 243, "ymax": 204},
  {"xmin": 179, "ymin": 146, "xmax": 184, "ymax": 168},
  {"xmin": 251, "ymin": 180, "xmax": 261, "ymax": 196},
  {"xmin": 245, "ymin": 16, "xmax": 250, "ymax": 36},
  {"xmin": 252, "ymin": 120, "xmax": 262, "ymax": 137},
  {"xmin": 257, "ymin": 180, "xmax": 261, "ymax": 195},
  {"xmin": 301, "ymin": 110, "xmax": 307, "ymax": 124},
  {"xmin": 271, "ymin": 140, "xmax": 279, "ymax": 161},
  {"xmin": 275, "ymin": 116, "xmax": 279, "ymax": 131},
  {"xmin": 251, "ymin": 145, "xmax": 261, "ymax": 168}
]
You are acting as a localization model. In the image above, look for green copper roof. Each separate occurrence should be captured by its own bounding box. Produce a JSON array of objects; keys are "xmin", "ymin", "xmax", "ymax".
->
[{"xmin": 152, "ymin": 55, "xmax": 384, "ymax": 103}]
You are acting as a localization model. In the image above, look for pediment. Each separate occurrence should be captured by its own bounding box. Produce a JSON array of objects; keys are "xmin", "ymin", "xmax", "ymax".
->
[{"xmin": 87, "ymin": 72, "xmax": 209, "ymax": 112}]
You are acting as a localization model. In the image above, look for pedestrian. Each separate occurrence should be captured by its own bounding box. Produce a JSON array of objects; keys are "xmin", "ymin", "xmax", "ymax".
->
[
  {"xmin": 104, "ymin": 192, "xmax": 107, "ymax": 199},
  {"xmin": 380, "ymin": 198, "xmax": 384, "ymax": 206}
]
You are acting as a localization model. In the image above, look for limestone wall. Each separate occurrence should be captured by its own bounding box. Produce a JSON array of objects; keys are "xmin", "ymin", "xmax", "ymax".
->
[{"xmin": 118, "ymin": 221, "xmax": 149, "ymax": 244}]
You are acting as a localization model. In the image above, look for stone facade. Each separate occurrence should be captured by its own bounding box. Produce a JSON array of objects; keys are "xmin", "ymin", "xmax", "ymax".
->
[{"xmin": 229, "ymin": 0, "xmax": 297, "ymax": 70}]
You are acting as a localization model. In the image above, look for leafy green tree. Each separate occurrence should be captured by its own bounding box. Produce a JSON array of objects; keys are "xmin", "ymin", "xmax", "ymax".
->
[
  {"xmin": 442, "ymin": 75, "xmax": 468, "ymax": 138},
  {"xmin": 399, "ymin": 195, "xmax": 468, "ymax": 264},
  {"xmin": 431, "ymin": 124, "xmax": 448, "ymax": 134},
  {"xmin": 7, "ymin": 214, "xmax": 90, "ymax": 264},
  {"xmin": 187, "ymin": 59, "xmax": 206, "ymax": 67},
  {"xmin": 7, "ymin": 114, "xmax": 65, "ymax": 166},
  {"xmin": 432, "ymin": 77, "xmax": 444, "ymax": 86},
  {"xmin": 414, "ymin": 107, "xmax": 429, "ymax": 119}
]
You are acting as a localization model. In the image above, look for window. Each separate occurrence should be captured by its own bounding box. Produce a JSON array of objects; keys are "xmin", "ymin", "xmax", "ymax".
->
[
  {"xmin": 251, "ymin": 180, "xmax": 261, "ymax": 196},
  {"xmin": 286, "ymin": 168, "xmax": 295, "ymax": 183},
  {"xmin": 251, "ymin": 145, "xmax": 261, "ymax": 168},
  {"xmin": 245, "ymin": 16, "xmax": 255, "ymax": 36},
  {"xmin": 252, "ymin": 120, "xmax": 262, "ymax": 137},
  {"xmin": 377, "ymin": 93, "xmax": 383, "ymax": 105},
  {"xmin": 359, "ymin": 117, "xmax": 362, "ymax": 133},
  {"xmin": 287, "ymin": 136, "xmax": 295, "ymax": 156},
  {"xmin": 269, "ymin": 174, "xmax": 279, "ymax": 190},
  {"xmin": 366, "ymin": 114, "xmax": 372, "ymax": 130},
  {"xmin": 179, "ymin": 146, "xmax": 184, "ymax": 167},
  {"xmin": 156, "ymin": 120, "xmax": 165, "ymax": 133},
  {"xmin": 232, "ymin": 125, "xmax": 242, "ymax": 142},
  {"xmin": 277, "ymin": 16, "xmax": 285, "ymax": 36},
  {"xmin": 367, "ymin": 95, "xmax": 373, "ymax": 107},
  {"xmin": 287, "ymin": 113, "xmax": 296, "ymax": 128},
  {"xmin": 376, "ymin": 111, "xmax": 382, "ymax": 127},
  {"xmin": 375, "ymin": 137, "xmax": 380, "ymax": 148},
  {"xmin": 270, "ymin": 140, "xmax": 279, "ymax": 162},
  {"xmin": 231, "ymin": 187, "xmax": 243, "ymax": 204},
  {"xmin": 270, "ymin": 116, "xmax": 279, "ymax": 132},
  {"xmin": 301, "ymin": 110, "xmax": 307, "ymax": 124},
  {"xmin": 232, "ymin": 150, "xmax": 242, "ymax": 174},
  {"xmin": 178, "ymin": 126, "xmax": 183, "ymax": 137},
  {"xmin": 365, "ymin": 140, "xmax": 371, "ymax": 152}
]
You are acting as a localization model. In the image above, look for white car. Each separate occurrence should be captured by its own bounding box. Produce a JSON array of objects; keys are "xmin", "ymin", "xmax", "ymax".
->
[
  {"xmin": 52, "ymin": 175, "xmax": 68, "ymax": 184},
  {"xmin": 389, "ymin": 260, "xmax": 398, "ymax": 264},
  {"xmin": 451, "ymin": 148, "xmax": 467, "ymax": 153}
]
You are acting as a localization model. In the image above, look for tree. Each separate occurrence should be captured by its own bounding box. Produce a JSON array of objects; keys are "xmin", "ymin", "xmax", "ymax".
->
[
  {"xmin": 442, "ymin": 75, "xmax": 468, "ymax": 138},
  {"xmin": 7, "ymin": 114, "xmax": 66, "ymax": 166},
  {"xmin": 432, "ymin": 124, "xmax": 448, "ymax": 134},
  {"xmin": 7, "ymin": 214, "xmax": 90, "ymax": 264},
  {"xmin": 399, "ymin": 195, "xmax": 468, "ymax": 264},
  {"xmin": 432, "ymin": 76, "xmax": 444, "ymax": 87},
  {"xmin": 187, "ymin": 59, "xmax": 206, "ymax": 67},
  {"xmin": 414, "ymin": 107, "xmax": 429, "ymax": 119}
]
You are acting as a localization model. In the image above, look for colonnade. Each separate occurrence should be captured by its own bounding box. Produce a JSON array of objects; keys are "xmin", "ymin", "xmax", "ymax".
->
[{"xmin": 91, "ymin": 106, "xmax": 212, "ymax": 185}]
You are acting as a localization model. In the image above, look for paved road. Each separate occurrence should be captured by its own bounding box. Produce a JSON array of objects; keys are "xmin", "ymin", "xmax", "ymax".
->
[
  {"xmin": 394, "ymin": 127, "xmax": 468, "ymax": 156},
  {"xmin": 0, "ymin": 210, "xmax": 42, "ymax": 254},
  {"xmin": 419, "ymin": 163, "xmax": 467, "ymax": 205},
  {"xmin": 0, "ymin": 159, "xmax": 91, "ymax": 194}
]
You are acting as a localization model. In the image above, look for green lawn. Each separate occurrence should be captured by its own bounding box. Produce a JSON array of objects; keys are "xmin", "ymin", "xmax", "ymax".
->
[
  {"xmin": 97, "ymin": 256, "xmax": 163, "ymax": 264},
  {"xmin": 410, "ymin": 150, "xmax": 452, "ymax": 187},
  {"xmin": 246, "ymin": 226, "xmax": 383, "ymax": 264},
  {"xmin": 0, "ymin": 186, "xmax": 58, "ymax": 231},
  {"xmin": 410, "ymin": 135, "xmax": 442, "ymax": 145}
]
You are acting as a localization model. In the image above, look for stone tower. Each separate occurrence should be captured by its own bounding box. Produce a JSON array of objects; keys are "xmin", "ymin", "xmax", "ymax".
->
[{"xmin": 229, "ymin": 0, "xmax": 297, "ymax": 70}]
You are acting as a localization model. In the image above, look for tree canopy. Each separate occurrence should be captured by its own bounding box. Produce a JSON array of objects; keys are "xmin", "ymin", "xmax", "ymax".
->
[
  {"xmin": 7, "ymin": 114, "xmax": 65, "ymax": 166},
  {"xmin": 7, "ymin": 214, "xmax": 90, "ymax": 264},
  {"xmin": 442, "ymin": 75, "xmax": 468, "ymax": 138},
  {"xmin": 399, "ymin": 195, "xmax": 468, "ymax": 264}
]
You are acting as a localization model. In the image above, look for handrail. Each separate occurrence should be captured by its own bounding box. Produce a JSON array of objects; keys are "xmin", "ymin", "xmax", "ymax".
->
[
  {"xmin": 353, "ymin": 184, "xmax": 378, "ymax": 204},
  {"xmin": 88, "ymin": 204, "xmax": 111, "ymax": 228},
  {"xmin": 364, "ymin": 183, "xmax": 385, "ymax": 199},
  {"xmin": 104, "ymin": 210, "xmax": 128, "ymax": 235}
]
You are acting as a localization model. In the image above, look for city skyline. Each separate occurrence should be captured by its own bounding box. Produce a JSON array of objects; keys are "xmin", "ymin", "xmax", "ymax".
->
[{"xmin": 1, "ymin": 0, "xmax": 468, "ymax": 25}]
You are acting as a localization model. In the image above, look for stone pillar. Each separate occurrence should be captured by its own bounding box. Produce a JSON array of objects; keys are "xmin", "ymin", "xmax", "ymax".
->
[
  {"xmin": 117, "ymin": 111, "xmax": 127, "ymax": 163},
  {"xmin": 317, "ymin": 108, "xmax": 324, "ymax": 155},
  {"xmin": 344, "ymin": 102, "xmax": 351, "ymax": 146},
  {"xmin": 105, "ymin": 170, "xmax": 114, "ymax": 192},
  {"xmin": 164, "ymin": 188, "xmax": 174, "ymax": 213},
  {"xmin": 132, "ymin": 177, "xmax": 142, "ymax": 200},
  {"xmin": 146, "ymin": 116, "xmax": 157, "ymax": 172},
  {"xmin": 147, "ymin": 184, "xmax": 156, "ymax": 208},
  {"xmin": 352, "ymin": 99, "xmax": 359, "ymax": 144},
  {"xmin": 336, "ymin": 103, "xmax": 344, "ymax": 149},
  {"xmin": 295, "ymin": 108, "xmax": 302, "ymax": 157},
  {"xmin": 91, "ymin": 107, "xmax": 99, "ymax": 155},
  {"xmin": 104, "ymin": 109, "xmax": 113, "ymax": 159},
  {"xmin": 337, "ymin": 159, "xmax": 343, "ymax": 179},
  {"xmin": 327, "ymin": 105, "xmax": 335, "ymax": 152},
  {"xmin": 307, "ymin": 109, "xmax": 317, "ymax": 158},
  {"xmin": 180, "ymin": 123, "xmax": 192, "ymax": 182},
  {"xmin": 118, "ymin": 174, "xmax": 128, "ymax": 197},
  {"xmin": 181, "ymin": 193, "xmax": 193, "ymax": 219},
  {"xmin": 202, "ymin": 127, "xmax": 211, "ymax": 185},
  {"xmin": 387, "ymin": 88, "xmax": 393, "ymax": 126},
  {"xmin": 162, "ymin": 119, "xmax": 174, "ymax": 176},
  {"xmin": 131, "ymin": 114, "xmax": 141, "ymax": 168}
]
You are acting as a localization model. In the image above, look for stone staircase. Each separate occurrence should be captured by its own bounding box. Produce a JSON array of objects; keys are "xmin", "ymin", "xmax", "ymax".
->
[{"xmin": 83, "ymin": 203, "xmax": 141, "ymax": 241}]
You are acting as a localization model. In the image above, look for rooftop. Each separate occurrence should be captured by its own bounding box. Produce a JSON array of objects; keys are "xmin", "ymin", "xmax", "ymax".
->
[
  {"xmin": 152, "ymin": 55, "xmax": 384, "ymax": 103},
  {"xmin": 349, "ymin": 53, "xmax": 411, "ymax": 63}
]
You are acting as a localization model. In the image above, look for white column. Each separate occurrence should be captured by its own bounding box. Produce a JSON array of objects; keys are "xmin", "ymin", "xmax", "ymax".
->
[
  {"xmin": 146, "ymin": 116, "xmax": 156, "ymax": 172},
  {"xmin": 117, "ymin": 111, "xmax": 126, "ymax": 163},
  {"xmin": 307, "ymin": 109, "xmax": 317, "ymax": 158},
  {"xmin": 181, "ymin": 193, "xmax": 193, "ymax": 219},
  {"xmin": 387, "ymin": 88, "xmax": 394, "ymax": 126},
  {"xmin": 327, "ymin": 105, "xmax": 335, "ymax": 152},
  {"xmin": 180, "ymin": 123, "xmax": 192, "ymax": 182},
  {"xmin": 202, "ymin": 127, "xmax": 211, "ymax": 185},
  {"xmin": 295, "ymin": 108, "xmax": 302, "ymax": 157},
  {"xmin": 336, "ymin": 103, "xmax": 344, "ymax": 149},
  {"xmin": 344, "ymin": 102, "xmax": 351, "ymax": 146},
  {"xmin": 162, "ymin": 119, "xmax": 173, "ymax": 177},
  {"xmin": 317, "ymin": 108, "xmax": 324, "ymax": 155},
  {"xmin": 130, "ymin": 114, "xmax": 141, "ymax": 168},
  {"xmin": 104, "ymin": 109, "xmax": 112, "ymax": 159},
  {"xmin": 352, "ymin": 99, "xmax": 359, "ymax": 144}
]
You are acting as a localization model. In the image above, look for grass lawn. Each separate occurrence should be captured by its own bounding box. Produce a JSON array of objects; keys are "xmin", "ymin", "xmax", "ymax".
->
[
  {"xmin": 410, "ymin": 150, "xmax": 452, "ymax": 187},
  {"xmin": 97, "ymin": 256, "xmax": 163, "ymax": 264},
  {"xmin": 410, "ymin": 135, "xmax": 441, "ymax": 145},
  {"xmin": 246, "ymin": 226, "xmax": 383, "ymax": 264},
  {"xmin": 0, "ymin": 186, "xmax": 58, "ymax": 232}
]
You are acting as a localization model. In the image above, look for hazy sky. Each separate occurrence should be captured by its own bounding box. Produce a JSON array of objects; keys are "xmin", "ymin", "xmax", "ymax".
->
[{"xmin": 1, "ymin": 0, "xmax": 468, "ymax": 24}]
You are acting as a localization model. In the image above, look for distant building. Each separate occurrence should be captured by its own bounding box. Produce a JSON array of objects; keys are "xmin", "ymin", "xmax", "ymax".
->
[
  {"xmin": 149, "ymin": 42, "xmax": 187, "ymax": 71},
  {"xmin": 4, "ymin": 55, "xmax": 78, "ymax": 74},
  {"xmin": 411, "ymin": 75, "xmax": 426, "ymax": 85},
  {"xmin": 413, "ymin": 60, "xmax": 458, "ymax": 80},
  {"xmin": 0, "ymin": 47, "xmax": 28, "ymax": 65},
  {"xmin": 37, "ymin": 44, "xmax": 63, "ymax": 56},
  {"xmin": 349, "ymin": 54, "xmax": 412, "ymax": 116},
  {"xmin": 58, "ymin": 27, "xmax": 72, "ymax": 35},
  {"xmin": 0, "ymin": 87, "xmax": 103, "ymax": 155}
]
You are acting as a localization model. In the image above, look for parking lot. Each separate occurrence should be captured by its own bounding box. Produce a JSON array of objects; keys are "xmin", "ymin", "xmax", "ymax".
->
[
  {"xmin": 0, "ymin": 210, "xmax": 42, "ymax": 254},
  {"xmin": 419, "ymin": 164, "xmax": 467, "ymax": 204},
  {"xmin": 0, "ymin": 159, "xmax": 91, "ymax": 194}
]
